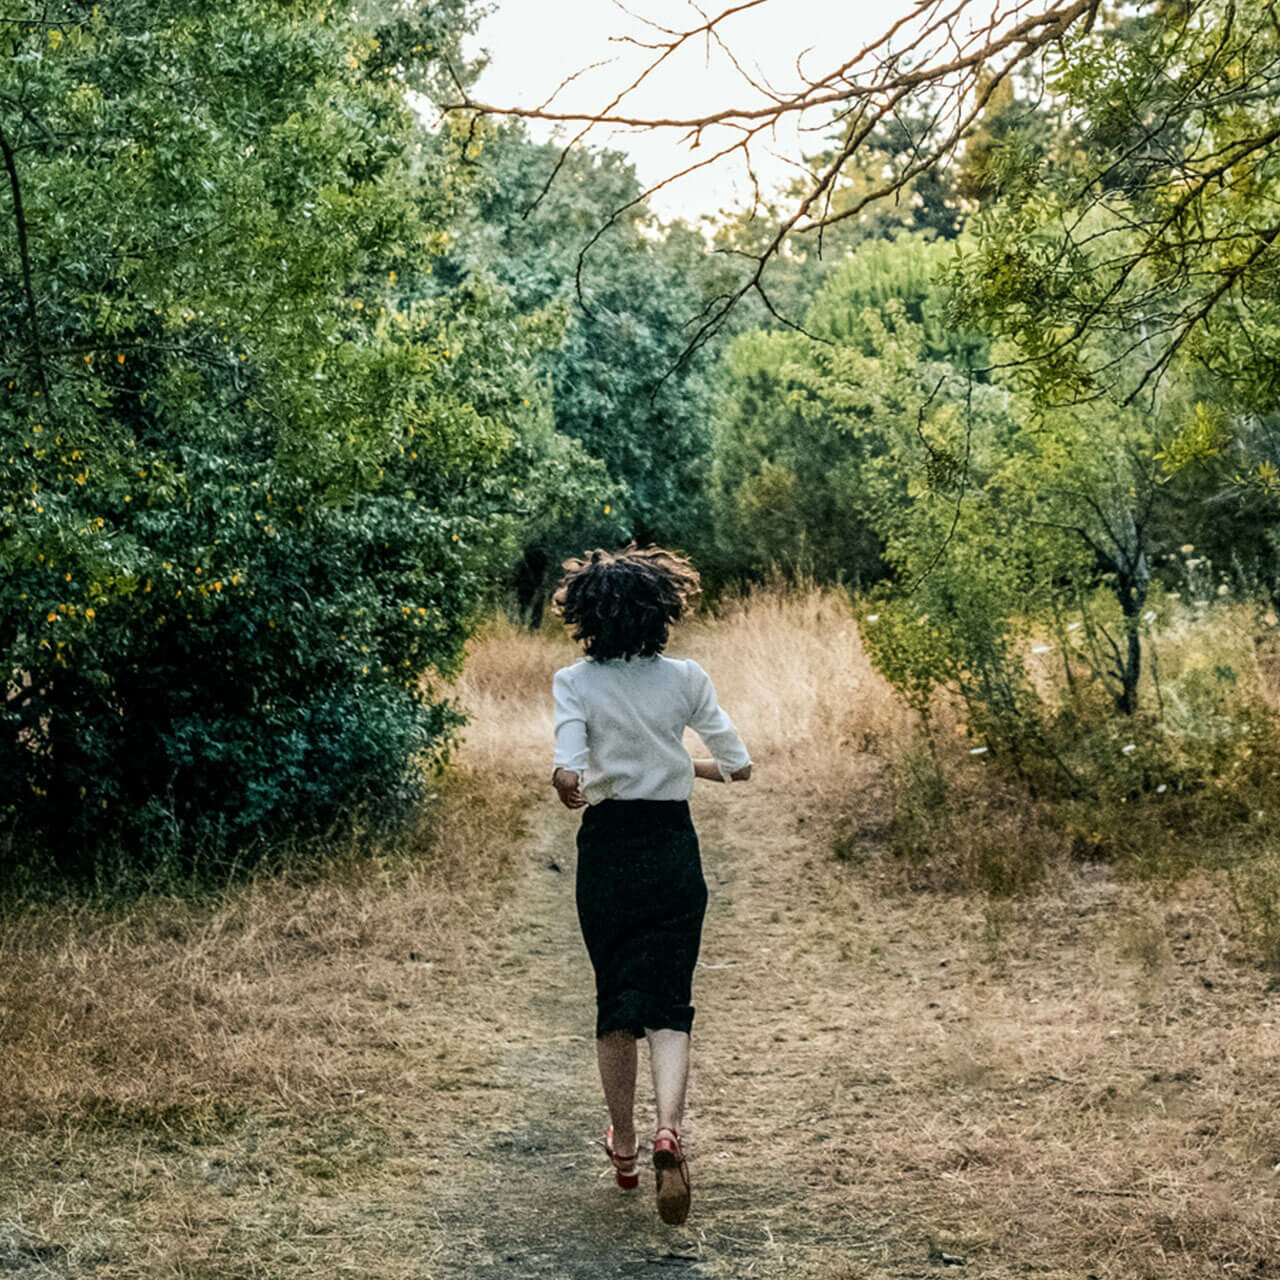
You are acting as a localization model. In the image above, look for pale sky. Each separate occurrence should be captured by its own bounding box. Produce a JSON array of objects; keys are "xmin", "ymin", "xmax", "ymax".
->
[{"xmin": 465, "ymin": 1, "xmax": 919, "ymax": 223}]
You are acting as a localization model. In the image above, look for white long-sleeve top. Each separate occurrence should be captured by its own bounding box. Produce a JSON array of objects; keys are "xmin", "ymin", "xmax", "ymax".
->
[{"xmin": 552, "ymin": 655, "xmax": 752, "ymax": 805}]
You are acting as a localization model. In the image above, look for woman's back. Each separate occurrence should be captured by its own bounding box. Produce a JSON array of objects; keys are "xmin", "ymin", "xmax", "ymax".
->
[{"xmin": 553, "ymin": 655, "xmax": 749, "ymax": 805}]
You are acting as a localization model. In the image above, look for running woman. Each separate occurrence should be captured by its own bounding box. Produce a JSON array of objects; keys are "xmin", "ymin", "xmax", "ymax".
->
[{"xmin": 550, "ymin": 546, "xmax": 753, "ymax": 1225}]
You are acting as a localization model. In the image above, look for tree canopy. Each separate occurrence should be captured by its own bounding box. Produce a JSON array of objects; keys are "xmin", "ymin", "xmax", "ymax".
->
[{"xmin": 0, "ymin": 0, "xmax": 561, "ymax": 866}]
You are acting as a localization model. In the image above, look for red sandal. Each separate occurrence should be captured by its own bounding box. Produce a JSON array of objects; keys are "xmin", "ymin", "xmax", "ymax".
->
[
  {"xmin": 604, "ymin": 1127, "xmax": 640, "ymax": 1190},
  {"xmin": 652, "ymin": 1127, "xmax": 691, "ymax": 1225}
]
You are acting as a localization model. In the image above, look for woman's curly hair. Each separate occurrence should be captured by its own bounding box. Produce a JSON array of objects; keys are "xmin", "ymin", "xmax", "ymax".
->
[{"xmin": 552, "ymin": 545, "xmax": 701, "ymax": 661}]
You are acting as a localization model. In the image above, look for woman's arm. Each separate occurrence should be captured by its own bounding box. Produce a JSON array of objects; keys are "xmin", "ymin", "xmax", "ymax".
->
[
  {"xmin": 693, "ymin": 758, "xmax": 752, "ymax": 783},
  {"xmin": 687, "ymin": 663, "xmax": 753, "ymax": 780},
  {"xmin": 552, "ymin": 669, "xmax": 590, "ymax": 809}
]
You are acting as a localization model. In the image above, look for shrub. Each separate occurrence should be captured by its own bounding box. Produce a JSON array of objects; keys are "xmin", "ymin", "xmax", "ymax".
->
[
  {"xmin": 864, "ymin": 598, "xmax": 1280, "ymax": 893},
  {"xmin": 0, "ymin": 0, "xmax": 553, "ymax": 873},
  {"xmin": 874, "ymin": 736, "xmax": 1063, "ymax": 896}
]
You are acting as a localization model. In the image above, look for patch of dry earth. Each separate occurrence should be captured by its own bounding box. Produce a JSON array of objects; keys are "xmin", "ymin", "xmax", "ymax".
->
[{"xmin": 6, "ymin": 766, "xmax": 1280, "ymax": 1280}]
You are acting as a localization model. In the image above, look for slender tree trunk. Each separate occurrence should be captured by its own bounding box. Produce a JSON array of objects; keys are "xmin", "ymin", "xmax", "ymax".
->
[
  {"xmin": 1119, "ymin": 609, "xmax": 1142, "ymax": 714},
  {"xmin": 1115, "ymin": 541, "xmax": 1149, "ymax": 715},
  {"xmin": 0, "ymin": 119, "xmax": 49, "ymax": 400}
]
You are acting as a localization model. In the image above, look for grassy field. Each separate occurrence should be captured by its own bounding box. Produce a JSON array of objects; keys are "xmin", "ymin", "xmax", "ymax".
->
[{"xmin": 3, "ymin": 587, "xmax": 1280, "ymax": 1278}]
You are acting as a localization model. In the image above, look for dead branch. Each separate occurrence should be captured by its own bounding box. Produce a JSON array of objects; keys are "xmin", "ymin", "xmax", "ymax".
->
[{"xmin": 443, "ymin": 1, "xmax": 1097, "ymax": 350}]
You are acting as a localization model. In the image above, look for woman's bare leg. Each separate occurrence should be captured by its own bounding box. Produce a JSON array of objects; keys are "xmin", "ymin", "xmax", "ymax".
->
[
  {"xmin": 645, "ymin": 1028, "xmax": 690, "ymax": 1135},
  {"xmin": 596, "ymin": 1031, "xmax": 638, "ymax": 1154}
]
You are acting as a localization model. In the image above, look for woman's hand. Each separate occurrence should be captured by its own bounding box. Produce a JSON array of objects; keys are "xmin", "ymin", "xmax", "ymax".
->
[{"xmin": 552, "ymin": 767, "xmax": 587, "ymax": 810}]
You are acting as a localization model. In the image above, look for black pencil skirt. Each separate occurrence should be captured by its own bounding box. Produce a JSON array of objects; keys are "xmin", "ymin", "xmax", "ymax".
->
[{"xmin": 575, "ymin": 799, "xmax": 708, "ymax": 1040}]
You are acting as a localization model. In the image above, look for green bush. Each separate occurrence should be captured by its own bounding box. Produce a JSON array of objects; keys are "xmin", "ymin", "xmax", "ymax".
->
[
  {"xmin": 0, "ymin": 0, "xmax": 556, "ymax": 873},
  {"xmin": 1, "ymin": 457, "xmax": 481, "ymax": 867},
  {"xmin": 864, "ymin": 601, "xmax": 1280, "ymax": 893},
  {"xmin": 873, "ymin": 736, "xmax": 1060, "ymax": 896}
]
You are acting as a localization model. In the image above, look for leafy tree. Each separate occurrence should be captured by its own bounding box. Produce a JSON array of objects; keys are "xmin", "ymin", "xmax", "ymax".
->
[
  {"xmin": 439, "ymin": 124, "xmax": 739, "ymax": 609},
  {"xmin": 952, "ymin": 70, "xmax": 1062, "ymax": 210},
  {"xmin": 906, "ymin": 0, "xmax": 1280, "ymax": 729},
  {"xmin": 952, "ymin": 0, "xmax": 1280, "ymax": 409},
  {"xmin": 710, "ymin": 327, "xmax": 883, "ymax": 584},
  {"xmin": 712, "ymin": 228, "xmax": 1195, "ymax": 738},
  {"xmin": 709, "ymin": 234, "xmax": 991, "ymax": 585},
  {"xmin": 0, "ymin": 1, "xmax": 546, "ymax": 870}
]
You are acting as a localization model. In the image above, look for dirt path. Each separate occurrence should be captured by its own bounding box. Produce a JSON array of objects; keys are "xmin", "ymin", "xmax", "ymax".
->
[
  {"xmin": 425, "ymin": 796, "xmax": 706, "ymax": 1279},
  {"xmin": 424, "ymin": 769, "xmax": 933, "ymax": 1279},
  {"xmin": 420, "ymin": 770, "xmax": 1280, "ymax": 1280}
]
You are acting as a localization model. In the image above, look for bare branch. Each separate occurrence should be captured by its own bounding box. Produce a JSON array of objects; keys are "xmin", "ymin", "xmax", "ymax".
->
[{"xmin": 446, "ymin": 0, "xmax": 1098, "ymax": 360}]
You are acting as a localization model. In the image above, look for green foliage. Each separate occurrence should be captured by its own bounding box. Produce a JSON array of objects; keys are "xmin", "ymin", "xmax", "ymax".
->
[
  {"xmin": 709, "ymin": 327, "xmax": 886, "ymax": 583},
  {"xmin": 439, "ymin": 124, "xmax": 738, "ymax": 610},
  {"xmin": 0, "ymin": 0, "xmax": 547, "ymax": 870},
  {"xmin": 709, "ymin": 234, "xmax": 993, "ymax": 586},
  {"xmin": 863, "ymin": 386, "xmax": 1182, "ymax": 784},
  {"xmin": 951, "ymin": 0, "xmax": 1280, "ymax": 409},
  {"xmin": 1155, "ymin": 403, "xmax": 1233, "ymax": 476}
]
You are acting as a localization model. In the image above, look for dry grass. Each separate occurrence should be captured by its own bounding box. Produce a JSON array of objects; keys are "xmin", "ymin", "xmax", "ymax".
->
[
  {"xmin": 0, "ymin": 768, "xmax": 528, "ymax": 1130},
  {"xmin": 4, "ymin": 585, "xmax": 1280, "ymax": 1279},
  {"xmin": 676, "ymin": 585, "xmax": 903, "ymax": 773},
  {"xmin": 694, "ymin": 803, "xmax": 1280, "ymax": 1279},
  {"xmin": 0, "ymin": 764, "xmax": 533, "ymax": 1278},
  {"xmin": 457, "ymin": 582, "xmax": 904, "ymax": 782},
  {"xmin": 452, "ymin": 612, "xmax": 575, "ymax": 774}
]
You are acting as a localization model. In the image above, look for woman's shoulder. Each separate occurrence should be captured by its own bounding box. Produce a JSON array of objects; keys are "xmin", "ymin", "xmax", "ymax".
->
[
  {"xmin": 659, "ymin": 653, "xmax": 703, "ymax": 668},
  {"xmin": 553, "ymin": 659, "xmax": 589, "ymax": 685},
  {"xmin": 658, "ymin": 654, "xmax": 709, "ymax": 684}
]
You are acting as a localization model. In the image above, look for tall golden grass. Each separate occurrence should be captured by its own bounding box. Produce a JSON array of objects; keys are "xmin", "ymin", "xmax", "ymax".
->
[
  {"xmin": 0, "ymin": 769, "xmax": 527, "ymax": 1129},
  {"xmin": 457, "ymin": 582, "xmax": 905, "ymax": 788}
]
